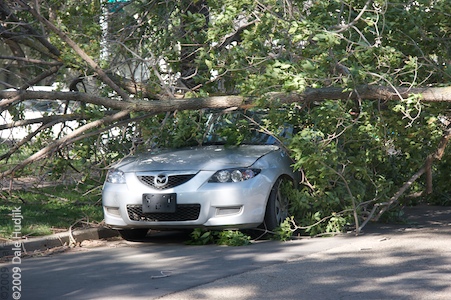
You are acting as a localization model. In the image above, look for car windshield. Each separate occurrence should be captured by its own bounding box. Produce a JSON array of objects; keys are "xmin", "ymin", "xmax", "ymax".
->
[
  {"xmin": 202, "ymin": 110, "xmax": 292, "ymax": 146},
  {"xmin": 203, "ymin": 126, "xmax": 275, "ymax": 145}
]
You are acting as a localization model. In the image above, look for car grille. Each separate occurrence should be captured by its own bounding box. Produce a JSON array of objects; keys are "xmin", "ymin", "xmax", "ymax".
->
[
  {"xmin": 137, "ymin": 174, "xmax": 195, "ymax": 190},
  {"xmin": 127, "ymin": 204, "xmax": 201, "ymax": 222}
]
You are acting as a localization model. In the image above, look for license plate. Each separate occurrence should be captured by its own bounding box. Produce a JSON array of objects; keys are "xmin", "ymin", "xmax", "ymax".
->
[{"xmin": 142, "ymin": 193, "xmax": 176, "ymax": 213}]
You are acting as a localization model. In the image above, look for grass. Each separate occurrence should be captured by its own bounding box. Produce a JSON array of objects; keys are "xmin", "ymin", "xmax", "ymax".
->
[{"xmin": 0, "ymin": 180, "xmax": 104, "ymax": 240}]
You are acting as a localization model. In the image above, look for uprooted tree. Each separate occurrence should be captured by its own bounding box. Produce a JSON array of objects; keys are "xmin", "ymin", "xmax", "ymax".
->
[{"xmin": 1, "ymin": 0, "xmax": 450, "ymax": 234}]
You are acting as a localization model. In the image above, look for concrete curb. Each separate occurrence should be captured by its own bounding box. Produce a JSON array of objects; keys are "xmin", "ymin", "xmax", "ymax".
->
[{"xmin": 0, "ymin": 227, "xmax": 119, "ymax": 258}]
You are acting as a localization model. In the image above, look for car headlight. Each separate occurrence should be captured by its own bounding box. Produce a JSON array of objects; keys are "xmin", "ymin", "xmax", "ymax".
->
[
  {"xmin": 106, "ymin": 168, "xmax": 126, "ymax": 184},
  {"xmin": 209, "ymin": 168, "xmax": 261, "ymax": 183}
]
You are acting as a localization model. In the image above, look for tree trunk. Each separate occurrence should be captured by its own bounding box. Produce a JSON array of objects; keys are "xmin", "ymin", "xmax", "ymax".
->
[{"xmin": 179, "ymin": 0, "xmax": 209, "ymax": 90}]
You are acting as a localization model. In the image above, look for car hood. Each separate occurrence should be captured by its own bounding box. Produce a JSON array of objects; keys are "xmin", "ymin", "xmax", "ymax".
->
[{"xmin": 115, "ymin": 145, "xmax": 279, "ymax": 172}]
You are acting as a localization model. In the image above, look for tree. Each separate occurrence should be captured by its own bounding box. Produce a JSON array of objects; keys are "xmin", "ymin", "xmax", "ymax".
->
[{"xmin": 1, "ymin": 0, "xmax": 450, "ymax": 233}]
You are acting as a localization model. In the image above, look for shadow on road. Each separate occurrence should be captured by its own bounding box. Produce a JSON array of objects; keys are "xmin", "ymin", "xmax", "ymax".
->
[{"xmin": 15, "ymin": 205, "xmax": 451, "ymax": 300}]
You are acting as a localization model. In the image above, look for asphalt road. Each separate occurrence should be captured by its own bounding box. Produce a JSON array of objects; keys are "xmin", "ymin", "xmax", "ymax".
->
[{"xmin": 4, "ymin": 205, "xmax": 451, "ymax": 300}]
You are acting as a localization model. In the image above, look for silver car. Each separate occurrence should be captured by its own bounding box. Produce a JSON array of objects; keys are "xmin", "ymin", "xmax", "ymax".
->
[{"xmin": 102, "ymin": 111, "xmax": 300, "ymax": 240}]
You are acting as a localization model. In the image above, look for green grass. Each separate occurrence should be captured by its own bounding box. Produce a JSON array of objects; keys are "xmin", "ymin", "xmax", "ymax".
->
[{"xmin": 0, "ymin": 181, "xmax": 104, "ymax": 239}]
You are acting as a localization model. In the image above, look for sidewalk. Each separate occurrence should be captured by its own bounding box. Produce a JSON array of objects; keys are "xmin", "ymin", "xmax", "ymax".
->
[{"xmin": 0, "ymin": 226, "xmax": 119, "ymax": 260}]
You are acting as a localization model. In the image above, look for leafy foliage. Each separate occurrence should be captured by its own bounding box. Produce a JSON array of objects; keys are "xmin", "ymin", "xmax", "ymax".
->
[
  {"xmin": 1, "ymin": 0, "xmax": 451, "ymax": 238},
  {"xmin": 285, "ymin": 98, "xmax": 448, "ymax": 235},
  {"xmin": 187, "ymin": 228, "xmax": 251, "ymax": 246}
]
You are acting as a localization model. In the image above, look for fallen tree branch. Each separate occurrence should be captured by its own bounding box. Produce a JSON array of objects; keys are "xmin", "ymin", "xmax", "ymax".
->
[
  {"xmin": 0, "ymin": 109, "xmax": 131, "ymax": 178},
  {"xmin": 321, "ymin": 162, "xmax": 361, "ymax": 235},
  {"xmin": 2, "ymin": 85, "xmax": 451, "ymax": 115},
  {"xmin": 16, "ymin": 0, "xmax": 129, "ymax": 101}
]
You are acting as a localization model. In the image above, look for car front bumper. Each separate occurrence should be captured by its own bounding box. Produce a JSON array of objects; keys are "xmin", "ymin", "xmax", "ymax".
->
[{"xmin": 102, "ymin": 170, "xmax": 274, "ymax": 230}]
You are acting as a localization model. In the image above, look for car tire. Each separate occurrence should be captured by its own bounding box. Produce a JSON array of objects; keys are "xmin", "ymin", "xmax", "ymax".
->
[
  {"xmin": 119, "ymin": 228, "xmax": 149, "ymax": 241},
  {"xmin": 264, "ymin": 178, "xmax": 290, "ymax": 231}
]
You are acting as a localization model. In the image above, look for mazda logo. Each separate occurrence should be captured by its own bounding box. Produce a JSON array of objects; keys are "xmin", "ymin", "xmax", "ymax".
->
[{"xmin": 154, "ymin": 174, "xmax": 169, "ymax": 188}]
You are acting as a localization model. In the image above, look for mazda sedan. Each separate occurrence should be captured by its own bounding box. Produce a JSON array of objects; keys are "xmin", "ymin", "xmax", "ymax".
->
[{"xmin": 102, "ymin": 110, "xmax": 300, "ymax": 240}]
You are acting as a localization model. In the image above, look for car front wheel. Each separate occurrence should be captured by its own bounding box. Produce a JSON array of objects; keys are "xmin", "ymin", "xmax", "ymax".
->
[{"xmin": 264, "ymin": 178, "xmax": 291, "ymax": 231}]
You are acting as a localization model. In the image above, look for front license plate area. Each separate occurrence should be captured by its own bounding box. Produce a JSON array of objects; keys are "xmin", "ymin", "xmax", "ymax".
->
[{"xmin": 142, "ymin": 194, "xmax": 176, "ymax": 213}]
